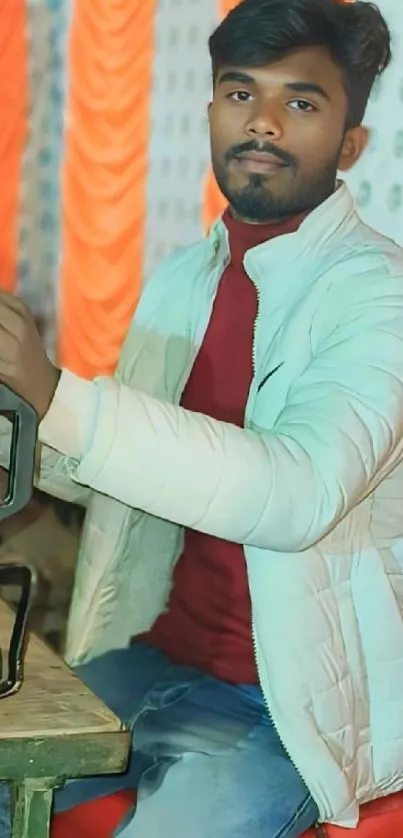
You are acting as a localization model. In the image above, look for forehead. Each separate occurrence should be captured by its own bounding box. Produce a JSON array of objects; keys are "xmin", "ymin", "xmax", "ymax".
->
[{"xmin": 216, "ymin": 46, "xmax": 346, "ymax": 101}]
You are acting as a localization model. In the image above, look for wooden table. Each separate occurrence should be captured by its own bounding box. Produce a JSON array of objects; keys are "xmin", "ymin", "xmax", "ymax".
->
[{"xmin": 0, "ymin": 600, "xmax": 130, "ymax": 838}]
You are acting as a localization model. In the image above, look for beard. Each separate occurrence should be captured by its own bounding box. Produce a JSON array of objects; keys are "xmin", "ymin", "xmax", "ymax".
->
[{"xmin": 211, "ymin": 147, "xmax": 342, "ymax": 223}]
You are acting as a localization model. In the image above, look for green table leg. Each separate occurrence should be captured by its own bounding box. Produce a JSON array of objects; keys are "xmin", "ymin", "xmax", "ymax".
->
[{"xmin": 11, "ymin": 780, "xmax": 55, "ymax": 838}]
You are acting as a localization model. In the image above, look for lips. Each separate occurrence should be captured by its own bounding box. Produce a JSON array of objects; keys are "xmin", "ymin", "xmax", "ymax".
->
[{"xmin": 234, "ymin": 151, "xmax": 287, "ymax": 173}]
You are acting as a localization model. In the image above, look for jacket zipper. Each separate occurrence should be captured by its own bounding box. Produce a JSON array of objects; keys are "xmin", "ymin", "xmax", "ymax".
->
[
  {"xmin": 250, "ymin": 288, "xmax": 302, "ymax": 772},
  {"xmin": 249, "ymin": 283, "xmax": 324, "ymax": 830},
  {"xmin": 251, "ymin": 625, "xmax": 319, "ymax": 794}
]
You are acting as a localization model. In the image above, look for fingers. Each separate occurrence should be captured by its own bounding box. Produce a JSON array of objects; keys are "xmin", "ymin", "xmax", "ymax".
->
[
  {"xmin": 0, "ymin": 351, "xmax": 16, "ymax": 376},
  {"xmin": 0, "ymin": 291, "xmax": 26, "ymax": 314},
  {"xmin": 0, "ymin": 305, "xmax": 24, "ymax": 341},
  {"xmin": 0, "ymin": 295, "xmax": 23, "ymax": 370},
  {"xmin": 0, "ymin": 293, "xmax": 26, "ymax": 341}
]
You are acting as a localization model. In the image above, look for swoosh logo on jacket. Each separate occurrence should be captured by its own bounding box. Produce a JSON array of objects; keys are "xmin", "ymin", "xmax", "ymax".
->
[{"xmin": 257, "ymin": 362, "xmax": 284, "ymax": 393}]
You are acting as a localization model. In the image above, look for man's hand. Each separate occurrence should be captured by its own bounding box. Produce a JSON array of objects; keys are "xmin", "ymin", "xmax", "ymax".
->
[{"xmin": 0, "ymin": 292, "xmax": 60, "ymax": 420}]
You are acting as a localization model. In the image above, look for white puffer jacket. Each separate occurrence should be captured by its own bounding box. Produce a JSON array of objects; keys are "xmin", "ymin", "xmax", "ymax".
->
[{"xmin": 2, "ymin": 184, "xmax": 403, "ymax": 828}]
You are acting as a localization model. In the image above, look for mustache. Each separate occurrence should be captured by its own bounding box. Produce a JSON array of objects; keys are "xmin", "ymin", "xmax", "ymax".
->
[{"xmin": 225, "ymin": 141, "xmax": 297, "ymax": 168}]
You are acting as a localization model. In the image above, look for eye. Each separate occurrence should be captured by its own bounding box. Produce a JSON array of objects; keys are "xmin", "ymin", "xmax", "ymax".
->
[
  {"xmin": 288, "ymin": 99, "xmax": 317, "ymax": 112},
  {"xmin": 227, "ymin": 90, "xmax": 253, "ymax": 103}
]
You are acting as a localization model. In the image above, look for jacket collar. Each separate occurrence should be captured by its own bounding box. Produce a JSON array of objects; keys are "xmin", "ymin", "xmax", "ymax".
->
[{"xmin": 208, "ymin": 181, "xmax": 359, "ymax": 270}]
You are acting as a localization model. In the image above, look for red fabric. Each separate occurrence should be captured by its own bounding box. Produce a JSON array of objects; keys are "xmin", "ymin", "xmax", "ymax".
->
[
  {"xmin": 142, "ymin": 209, "xmax": 307, "ymax": 684},
  {"xmin": 51, "ymin": 791, "xmax": 135, "ymax": 838},
  {"xmin": 51, "ymin": 790, "xmax": 403, "ymax": 838},
  {"xmin": 303, "ymin": 792, "xmax": 403, "ymax": 836}
]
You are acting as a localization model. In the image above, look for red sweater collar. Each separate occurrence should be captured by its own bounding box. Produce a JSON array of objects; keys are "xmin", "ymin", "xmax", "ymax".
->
[{"xmin": 222, "ymin": 207, "xmax": 308, "ymax": 266}]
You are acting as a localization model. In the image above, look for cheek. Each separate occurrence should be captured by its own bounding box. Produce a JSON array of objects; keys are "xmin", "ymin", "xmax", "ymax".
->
[
  {"xmin": 289, "ymin": 114, "xmax": 333, "ymax": 144},
  {"xmin": 306, "ymin": 118, "xmax": 344, "ymax": 156},
  {"xmin": 209, "ymin": 123, "xmax": 227, "ymax": 159},
  {"xmin": 291, "ymin": 126, "xmax": 338, "ymax": 169},
  {"xmin": 209, "ymin": 106, "xmax": 243, "ymax": 151}
]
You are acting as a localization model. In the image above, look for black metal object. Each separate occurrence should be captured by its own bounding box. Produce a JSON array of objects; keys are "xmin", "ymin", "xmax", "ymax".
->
[
  {"xmin": 0, "ymin": 564, "xmax": 35, "ymax": 698},
  {"xmin": 0, "ymin": 385, "xmax": 38, "ymax": 697}
]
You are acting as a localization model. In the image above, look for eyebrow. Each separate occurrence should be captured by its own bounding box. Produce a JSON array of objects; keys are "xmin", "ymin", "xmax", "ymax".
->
[
  {"xmin": 217, "ymin": 71, "xmax": 331, "ymax": 102},
  {"xmin": 285, "ymin": 81, "xmax": 331, "ymax": 102}
]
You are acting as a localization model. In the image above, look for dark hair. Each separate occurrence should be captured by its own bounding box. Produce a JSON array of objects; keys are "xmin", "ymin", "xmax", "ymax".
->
[{"xmin": 208, "ymin": 0, "xmax": 392, "ymax": 129}]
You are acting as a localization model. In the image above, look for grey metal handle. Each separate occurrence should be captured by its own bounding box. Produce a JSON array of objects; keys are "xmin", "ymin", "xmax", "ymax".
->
[{"xmin": 0, "ymin": 385, "xmax": 38, "ymax": 521}]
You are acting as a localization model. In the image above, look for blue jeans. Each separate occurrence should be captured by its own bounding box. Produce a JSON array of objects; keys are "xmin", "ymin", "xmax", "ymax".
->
[{"xmin": 0, "ymin": 643, "xmax": 319, "ymax": 837}]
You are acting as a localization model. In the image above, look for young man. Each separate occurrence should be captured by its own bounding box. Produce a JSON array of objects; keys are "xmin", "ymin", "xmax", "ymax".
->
[{"xmin": 0, "ymin": 0, "xmax": 400, "ymax": 835}]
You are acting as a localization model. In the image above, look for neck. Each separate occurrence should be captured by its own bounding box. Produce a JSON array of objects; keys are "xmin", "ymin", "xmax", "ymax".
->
[{"xmin": 230, "ymin": 209, "xmax": 295, "ymax": 226}]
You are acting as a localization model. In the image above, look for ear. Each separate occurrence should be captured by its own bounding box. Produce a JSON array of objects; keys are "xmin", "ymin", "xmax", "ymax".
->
[
  {"xmin": 207, "ymin": 100, "xmax": 213, "ymax": 131},
  {"xmin": 338, "ymin": 125, "xmax": 369, "ymax": 172}
]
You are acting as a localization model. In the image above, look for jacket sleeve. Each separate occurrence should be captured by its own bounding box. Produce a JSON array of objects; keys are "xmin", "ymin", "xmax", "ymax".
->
[
  {"xmin": 36, "ymin": 446, "xmax": 90, "ymax": 505},
  {"xmin": 38, "ymin": 271, "xmax": 403, "ymax": 551},
  {"xmin": 0, "ymin": 410, "xmax": 90, "ymax": 508}
]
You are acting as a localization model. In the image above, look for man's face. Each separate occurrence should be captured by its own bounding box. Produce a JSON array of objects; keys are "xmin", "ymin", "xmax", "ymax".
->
[{"xmin": 208, "ymin": 46, "xmax": 367, "ymax": 223}]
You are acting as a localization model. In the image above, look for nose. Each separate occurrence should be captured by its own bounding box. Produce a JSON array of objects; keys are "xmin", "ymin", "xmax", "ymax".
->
[{"xmin": 245, "ymin": 101, "xmax": 284, "ymax": 140}]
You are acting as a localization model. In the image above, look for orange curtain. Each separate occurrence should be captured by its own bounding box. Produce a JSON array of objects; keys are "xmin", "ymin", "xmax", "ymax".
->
[
  {"xmin": 202, "ymin": 0, "xmax": 241, "ymax": 232},
  {"xmin": 0, "ymin": 0, "xmax": 28, "ymax": 293},
  {"xmin": 58, "ymin": 0, "xmax": 156, "ymax": 379}
]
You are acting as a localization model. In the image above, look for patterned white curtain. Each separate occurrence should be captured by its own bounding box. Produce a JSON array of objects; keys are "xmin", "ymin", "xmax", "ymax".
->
[
  {"xmin": 345, "ymin": 0, "xmax": 403, "ymax": 246},
  {"xmin": 18, "ymin": 0, "xmax": 69, "ymax": 356},
  {"xmin": 143, "ymin": 0, "xmax": 218, "ymax": 278}
]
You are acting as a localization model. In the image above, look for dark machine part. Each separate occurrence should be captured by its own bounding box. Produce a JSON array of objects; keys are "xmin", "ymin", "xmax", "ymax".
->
[{"xmin": 0, "ymin": 385, "xmax": 38, "ymax": 697}]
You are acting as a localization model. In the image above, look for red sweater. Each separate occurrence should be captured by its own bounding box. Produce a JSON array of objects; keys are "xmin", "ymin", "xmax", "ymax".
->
[{"xmin": 142, "ymin": 209, "xmax": 306, "ymax": 684}]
